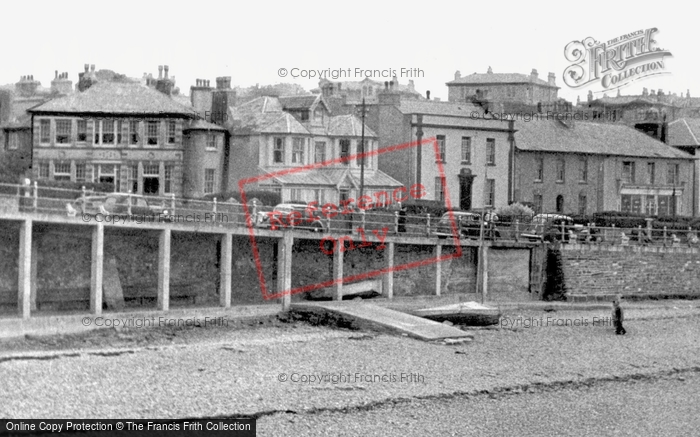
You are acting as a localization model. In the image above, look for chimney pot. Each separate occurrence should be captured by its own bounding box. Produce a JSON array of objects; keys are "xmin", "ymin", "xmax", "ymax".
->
[
  {"xmin": 455, "ymin": 70, "xmax": 461, "ymax": 80},
  {"xmin": 487, "ymin": 66, "xmax": 493, "ymax": 74},
  {"xmin": 84, "ymin": 64, "xmax": 89, "ymax": 72},
  {"xmin": 426, "ymin": 90, "xmax": 431, "ymax": 100},
  {"xmin": 90, "ymin": 65, "xmax": 95, "ymax": 72},
  {"xmin": 55, "ymin": 70, "xmax": 58, "ymax": 79},
  {"xmin": 158, "ymin": 65, "xmax": 163, "ymax": 79},
  {"xmin": 164, "ymin": 65, "xmax": 169, "ymax": 79},
  {"xmin": 384, "ymin": 81, "xmax": 388, "ymax": 90}
]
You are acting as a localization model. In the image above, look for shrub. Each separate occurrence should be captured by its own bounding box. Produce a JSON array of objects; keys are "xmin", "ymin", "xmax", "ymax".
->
[{"xmin": 497, "ymin": 202, "xmax": 534, "ymax": 224}]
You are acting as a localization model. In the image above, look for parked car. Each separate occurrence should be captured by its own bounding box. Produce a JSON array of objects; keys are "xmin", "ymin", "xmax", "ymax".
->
[
  {"xmin": 432, "ymin": 211, "xmax": 500, "ymax": 240},
  {"xmin": 67, "ymin": 193, "xmax": 172, "ymax": 221},
  {"xmin": 520, "ymin": 213, "xmax": 575, "ymax": 242},
  {"xmin": 256, "ymin": 202, "xmax": 326, "ymax": 232}
]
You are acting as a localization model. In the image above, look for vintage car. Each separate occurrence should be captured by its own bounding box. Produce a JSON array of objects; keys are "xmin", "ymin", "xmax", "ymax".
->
[
  {"xmin": 432, "ymin": 211, "xmax": 500, "ymax": 240},
  {"xmin": 67, "ymin": 193, "xmax": 172, "ymax": 220},
  {"xmin": 520, "ymin": 213, "xmax": 575, "ymax": 242},
  {"xmin": 256, "ymin": 203, "xmax": 326, "ymax": 232}
]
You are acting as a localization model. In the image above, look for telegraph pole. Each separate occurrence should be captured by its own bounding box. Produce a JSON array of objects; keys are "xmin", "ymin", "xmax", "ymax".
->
[{"xmin": 359, "ymin": 98, "xmax": 366, "ymax": 200}]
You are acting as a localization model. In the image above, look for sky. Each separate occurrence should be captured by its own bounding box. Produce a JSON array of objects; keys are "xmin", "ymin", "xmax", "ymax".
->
[{"xmin": 1, "ymin": 0, "xmax": 696, "ymax": 105}]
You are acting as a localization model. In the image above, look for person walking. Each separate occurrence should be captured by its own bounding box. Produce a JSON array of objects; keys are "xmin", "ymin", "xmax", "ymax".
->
[{"xmin": 612, "ymin": 295, "xmax": 626, "ymax": 335}]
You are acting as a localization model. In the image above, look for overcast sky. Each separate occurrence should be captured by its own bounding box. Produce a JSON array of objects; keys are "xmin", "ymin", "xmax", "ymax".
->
[{"xmin": 2, "ymin": 0, "xmax": 694, "ymax": 104}]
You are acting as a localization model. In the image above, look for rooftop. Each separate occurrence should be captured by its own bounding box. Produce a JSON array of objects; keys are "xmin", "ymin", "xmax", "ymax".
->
[
  {"xmin": 515, "ymin": 118, "xmax": 694, "ymax": 160},
  {"xmin": 447, "ymin": 70, "xmax": 556, "ymax": 88},
  {"xmin": 668, "ymin": 119, "xmax": 700, "ymax": 146},
  {"xmin": 28, "ymin": 82, "xmax": 194, "ymax": 116}
]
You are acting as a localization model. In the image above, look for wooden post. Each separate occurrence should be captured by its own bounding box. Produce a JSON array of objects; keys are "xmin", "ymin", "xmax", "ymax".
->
[
  {"xmin": 383, "ymin": 241, "xmax": 395, "ymax": 299},
  {"xmin": 482, "ymin": 246, "xmax": 489, "ymax": 302},
  {"xmin": 476, "ymin": 245, "xmax": 483, "ymax": 303},
  {"xmin": 333, "ymin": 238, "xmax": 344, "ymax": 300},
  {"xmin": 435, "ymin": 243, "xmax": 442, "ymax": 296},
  {"xmin": 90, "ymin": 223, "xmax": 104, "ymax": 315},
  {"xmin": 30, "ymin": 234, "xmax": 38, "ymax": 311},
  {"xmin": 277, "ymin": 231, "xmax": 293, "ymax": 310},
  {"xmin": 220, "ymin": 233, "xmax": 232, "ymax": 308},
  {"xmin": 157, "ymin": 228, "xmax": 171, "ymax": 311},
  {"xmin": 18, "ymin": 219, "xmax": 32, "ymax": 319}
]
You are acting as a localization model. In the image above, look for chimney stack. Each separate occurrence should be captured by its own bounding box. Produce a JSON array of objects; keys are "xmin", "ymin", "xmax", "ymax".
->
[
  {"xmin": 90, "ymin": 64, "xmax": 95, "ymax": 72},
  {"xmin": 548, "ymin": 72, "xmax": 556, "ymax": 86},
  {"xmin": 158, "ymin": 65, "xmax": 163, "ymax": 79},
  {"xmin": 454, "ymin": 70, "xmax": 461, "ymax": 80},
  {"xmin": 16, "ymin": 74, "xmax": 40, "ymax": 96},
  {"xmin": 530, "ymin": 69, "xmax": 538, "ymax": 81},
  {"xmin": 426, "ymin": 90, "xmax": 431, "ymax": 100},
  {"xmin": 84, "ymin": 64, "xmax": 89, "ymax": 73},
  {"xmin": 487, "ymin": 66, "xmax": 493, "ymax": 74},
  {"xmin": 211, "ymin": 76, "xmax": 236, "ymax": 124},
  {"xmin": 51, "ymin": 70, "xmax": 73, "ymax": 95}
]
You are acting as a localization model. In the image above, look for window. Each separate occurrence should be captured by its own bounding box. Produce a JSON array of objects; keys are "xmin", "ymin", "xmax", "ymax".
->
[
  {"xmin": 622, "ymin": 161, "xmax": 636, "ymax": 184},
  {"xmin": 461, "ymin": 137, "xmax": 471, "ymax": 163},
  {"xmin": 647, "ymin": 162, "xmax": 656, "ymax": 184},
  {"xmin": 207, "ymin": 134, "xmax": 217, "ymax": 150},
  {"xmin": 116, "ymin": 120, "xmax": 123, "ymax": 144},
  {"xmin": 55, "ymin": 120, "xmax": 72, "ymax": 144},
  {"xmin": 7, "ymin": 132, "xmax": 20, "ymax": 150},
  {"xmin": 579, "ymin": 156, "xmax": 588, "ymax": 182},
  {"xmin": 40, "ymin": 120, "xmax": 50, "ymax": 144},
  {"xmin": 129, "ymin": 165, "xmax": 139, "ymax": 194},
  {"xmin": 146, "ymin": 121, "xmax": 159, "ymax": 146},
  {"xmin": 292, "ymin": 138, "xmax": 304, "ymax": 164},
  {"xmin": 101, "ymin": 119, "xmax": 115, "ymax": 144},
  {"xmin": 53, "ymin": 161, "xmax": 71, "ymax": 181},
  {"xmin": 142, "ymin": 164, "xmax": 160, "ymax": 195},
  {"xmin": 164, "ymin": 165, "xmax": 173, "ymax": 194},
  {"xmin": 300, "ymin": 111, "xmax": 309, "ymax": 121},
  {"xmin": 435, "ymin": 176, "xmax": 445, "ymax": 202},
  {"xmin": 536, "ymin": 156, "xmax": 544, "ymax": 181},
  {"xmin": 556, "ymin": 194, "xmax": 564, "ymax": 213},
  {"xmin": 666, "ymin": 163, "xmax": 680, "ymax": 185},
  {"xmin": 204, "ymin": 169, "xmax": 215, "ymax": 195},
  {"xmin": 167, "ymin": 120, "xmax": 176, "ymax": 144},
  {"xmin": 75, "ymin": 163, "xmax": 86, "ymax": 183},
  {"xmin": 486, "ymin": 138, "xmax": 496, "ymax": 165},
  {"xmin": 436, "ymin": 135, "xmax": 446, "ymax": 162},
  {"xmin": 314, "ymin": 141, "xmax": 326, "ymax": 164},
  {"xmin": 340, "ymin": 139, "xmax": 351, "ymax": 164},
  {"xmin": 38, "ymin": 162, "xmax": 49, "ymax": 178},
  {"xmin": 77, "ymin": 120, "xmax": 87, "ymax": 142},
  {"xmin": 485, "ymin": 179, "xmax": 495, "ymax": 207},
  {"xmin": 621, "ymin": 194, "xmax": 642, "ymax": 213},
  {"xmin": 578, "ymin": 193, "xmax": 587, "ymax": 215},
  {"xmin": 273, "ymin": 137, "xmax": 285, "ymax": 163},
  {"xmin": 556, "ymin": 157, "xmax": 565, "ymax": 182},
  {"xmin": 97, "ymin": 164, "xmax": 118, "ymax": 190},
  {"xmin": 129, "ymin": 121, "xmax": 140, "ymax": 145}
]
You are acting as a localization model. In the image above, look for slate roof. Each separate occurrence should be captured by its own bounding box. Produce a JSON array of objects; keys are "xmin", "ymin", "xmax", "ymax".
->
[
  {"xmin": 278, "ymin": 94, "xmax": 322, "ymax": 110},
  {"xmin": 396, "ymin": 100, "xmax": 484, "ymax": 117},
  {"xmin": 184, "ymin": 119, "xmax": 227, "ymax": 132},
  {"xmin": 447, "ymin": 72, "xmax": 555, "ymax": 87},
  {"xmin": 228, "ymin": 96, "xmax": 374, "ymax": 137},
  {"xmin": 328, "ymin": 114, "xmax": 376, "ymax": 137},
  {"xmin": 668, "ymin": 119, "xmax": 700, "ymax": 146},
  {"xmin": 515, "ymin": 119, "xmax": 694, "ymax": 160},
  {"xmin": 27, "ymin": 82, "xmax": 194, "ymax": 116},
  {"xmin": 264, "ymin": 167, "xmax": 401, "ymax": 188}
]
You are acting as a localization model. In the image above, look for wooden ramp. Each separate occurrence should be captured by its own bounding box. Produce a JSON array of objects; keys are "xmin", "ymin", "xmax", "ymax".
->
[
  {"xmin": 290, "ymin": 301, "xmax": 473, "ymax": 341},
  {"xmin": 413, "ymin": 301, "xmax": 501, "ymax": 326}
]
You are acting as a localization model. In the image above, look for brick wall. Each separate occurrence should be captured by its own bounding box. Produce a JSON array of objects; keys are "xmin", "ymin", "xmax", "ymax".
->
[{"xmin": 559, "ymin": 244, "xmax": 700, "ymax": 299}]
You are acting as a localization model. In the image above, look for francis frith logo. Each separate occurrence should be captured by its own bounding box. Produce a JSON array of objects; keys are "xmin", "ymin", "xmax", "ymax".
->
[{"xmin": 563, "ymin": 27, "xmax": 672, "ymax": 91}]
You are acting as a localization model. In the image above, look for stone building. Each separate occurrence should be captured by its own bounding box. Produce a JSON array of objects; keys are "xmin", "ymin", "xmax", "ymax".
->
[
  {"xmin": 369, "ymin": 86, "xmax": 515, "ymax": 211},
  {"xmin": 514, "ymin": 118, "xmax": 696, "ymax": 216}
]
